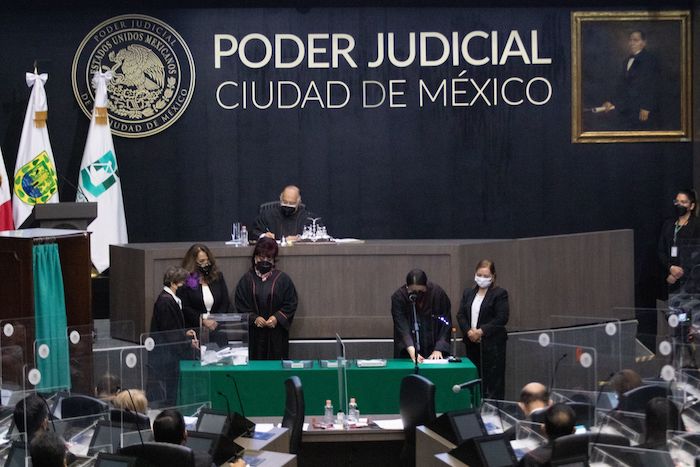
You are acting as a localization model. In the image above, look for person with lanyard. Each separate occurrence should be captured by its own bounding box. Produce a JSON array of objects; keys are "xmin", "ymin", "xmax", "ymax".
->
[
  {"xmin": 658, "ymin": 189, "xmax": 700, "ymax": 299},
  {"xmin": 457, "ymin": 259, "xmax": 510, "ymax": 400},
  {"xmin": 234, "ymin": 237, "xmax": 298, "ymax": 360}
]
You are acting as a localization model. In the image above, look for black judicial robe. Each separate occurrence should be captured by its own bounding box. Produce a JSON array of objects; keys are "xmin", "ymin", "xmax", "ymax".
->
[
  {"xmin": 234, "ymin": 269, "xmax": 298, "ymax": 360},
  {"xmin": 149, "ymin": 290, "xmax": 197, "ymax": 404},
  {"xmin": 251, "ymin": 205, "xmax": 315, "ymax": 240},
  {"xmin": 390, "ymin": 282, "xmax": 452, "ymax": 359}
]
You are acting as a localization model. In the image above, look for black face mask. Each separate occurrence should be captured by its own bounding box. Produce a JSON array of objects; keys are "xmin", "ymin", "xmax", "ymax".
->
[
  {"xmin": 675, "ymin": 204, "xmax": 689, "ymax": 218},
  {"xmin": 255, "ymin": 260, "xmax": 273, "ymax": 274},
  {"xmin": 198, "ymin": 264, "xmax": 212, "ymax": 276},
  {"xmin": 281, "ymin": 205, "xmax": 297, "ymax": 217}
]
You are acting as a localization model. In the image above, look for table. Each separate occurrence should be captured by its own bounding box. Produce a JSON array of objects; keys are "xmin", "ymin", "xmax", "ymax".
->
[{"xmin": 178, "ymin": 359, "xmax": 478, "ymax": 416}]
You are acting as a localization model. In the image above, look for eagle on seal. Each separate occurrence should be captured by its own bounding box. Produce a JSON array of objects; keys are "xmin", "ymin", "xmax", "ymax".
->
[{"xmin": 107, "ymin": 44, "xmax": 165, "ymax": 92}]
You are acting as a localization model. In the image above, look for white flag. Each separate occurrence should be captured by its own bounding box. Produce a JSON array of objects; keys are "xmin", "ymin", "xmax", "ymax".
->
[
  {"xmin": 13, "ymin": 72, "xmax": 59, "ymax": 227},
  {"xmin": 77, "ymin": 71, "xmax": 128, "ymax": 272}
]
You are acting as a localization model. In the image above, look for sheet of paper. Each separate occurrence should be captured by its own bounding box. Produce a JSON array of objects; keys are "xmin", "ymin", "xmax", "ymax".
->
[
  {"xmin": 420, "ymin": 358, "xmax": 449, "ymax": 364},
  {"xmin": 373, "ymin": 418, "xmax": 404, "ymax": 430},
  {"xmin": 253, "ymin": 423, "xmax": 275, "ymax": 433}
]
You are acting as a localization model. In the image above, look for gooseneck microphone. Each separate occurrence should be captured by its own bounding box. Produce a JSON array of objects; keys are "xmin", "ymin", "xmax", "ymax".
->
[
  {"xmin": 225, "ymin": 374, "xmax": 252, "ymax": 436},
  {"xmin": 550, "ymin": 353, "xmax": 568, "ymax": 392},
  {"xmin": 452, "ymin": 378, "xmax": 482, "ymax": 394},
  {"xmin": 124, "ymin": 389, "xmax": 145, "ymax": 447},
  {"xmin": 217, "ymin": 390, "xmax": 232, "ymax": 418},
  {"xmin": 39, "ymin": 395, "xmax": 56, "ymax": 433}
]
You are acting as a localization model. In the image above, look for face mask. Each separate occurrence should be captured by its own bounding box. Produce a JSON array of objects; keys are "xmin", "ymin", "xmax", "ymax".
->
[
  {"xmin": 675, "ymin": 204, "xmax": 689, "ymax": 217},
  {"xmin": 475, "ymin": 275, "xmax": 492, "ymax": 289},
  {"xmin": 281, "ymin": 205, "xmax": 297, "ymax": 217},
  {"xmin": 198, "ymin": 264, "xmax": 212, "ymax": 276},
  {"xmin": 255, "ymin": 260, "xmax": 273, "ymax": 274}
]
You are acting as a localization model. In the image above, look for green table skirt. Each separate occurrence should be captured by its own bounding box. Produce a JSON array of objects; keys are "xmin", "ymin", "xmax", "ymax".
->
[{"xmin": 178, "ymin": 359, "xmax": 478, "ymax": 417}]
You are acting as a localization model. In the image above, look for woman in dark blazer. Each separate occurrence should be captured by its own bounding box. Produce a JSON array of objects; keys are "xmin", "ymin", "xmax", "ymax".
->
[
  {"xmin": 457, "ymin": 259, "xmax": 509, "ymax": 400},
  {"xmin": 178, "ymin": 244, "xmax": 231, "ymax": 345}
]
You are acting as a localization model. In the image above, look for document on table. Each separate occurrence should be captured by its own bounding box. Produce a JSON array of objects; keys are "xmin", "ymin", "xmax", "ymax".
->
[
  {"xmin": 373, "ymin": 419, "xmax": 404, "ymax": 430},
  {"xmin": 420, "ymin": 359, "xmax": 449, "ymax": 364}
]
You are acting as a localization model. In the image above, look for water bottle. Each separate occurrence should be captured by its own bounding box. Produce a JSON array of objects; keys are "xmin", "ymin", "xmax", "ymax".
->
[
  {"xmin": 323, "ymin": 400, "xmax": 334, "ymax": 426},
  {"xmin": 348, "ymin": 398, "xmax": 359, "ymax": 425},
  {"xmin": 240, "ymin": 225, "xmax": 248, "ymax": 245}
]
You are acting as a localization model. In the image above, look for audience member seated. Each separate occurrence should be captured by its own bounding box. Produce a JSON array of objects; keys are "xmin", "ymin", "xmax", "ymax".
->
[
  {"xmin": 95, "ymin": 373, "xmax": 121, "ymax": 402},
  {"xmin": 112, "ymin": 389, "xmax": 148, "ymax": 415},
  {"xmin": 518, "ymin": 382, "xmax": 552, "ymax": 420},
  {"xmin": 13, "ymin": 394, "xmax": 49, "ymax": 442},
  {"xmin": 518, "ymin": 403, "xmax": 575, "ymax": 467},
  {"xmin": 29, "ymin": 431, "xmax": 67, "ymax": 467},
  {"xmin": 153, "ymin": 409, "xmax": 218, "ymax": 467},
  {"xmin": 610, "ymin": 369, "xmax": 642, "ymax": 406},
  {"xmin": 638, "ymin": 397, "xmax": 684, "ymax": 450}
]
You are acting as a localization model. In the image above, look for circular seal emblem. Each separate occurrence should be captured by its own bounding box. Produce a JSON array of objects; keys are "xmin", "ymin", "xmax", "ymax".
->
[{"xmin": 72, "ymin": 14, "xmax": 195, "ymax": 138}]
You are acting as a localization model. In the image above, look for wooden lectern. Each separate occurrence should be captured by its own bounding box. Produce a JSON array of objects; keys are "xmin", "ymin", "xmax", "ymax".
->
[{"xmin": 0, "ymin": 229, "xmax": 93, "ymax": 394}]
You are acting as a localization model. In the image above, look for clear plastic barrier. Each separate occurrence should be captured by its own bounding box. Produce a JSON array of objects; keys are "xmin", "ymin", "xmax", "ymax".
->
[
  {"xmin": 589, "ymin": 443, "xmax": 674, "ymax": 467},
  {"xmin": 668, "ymin": 430, "xmax": 700, "ymax": 467},
  {"xmin": 480, "ymin": 401, "xmax": 519, "ymax": 434},
  {"xmin": 593, "ymin": 409, "xmax": 644, "ymax": 445}
]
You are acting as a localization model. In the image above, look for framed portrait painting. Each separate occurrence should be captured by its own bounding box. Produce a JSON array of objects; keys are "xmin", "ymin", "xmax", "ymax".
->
[{"xmin": 571, "ymin": 11, "xmax": 691, "ymax": 143}]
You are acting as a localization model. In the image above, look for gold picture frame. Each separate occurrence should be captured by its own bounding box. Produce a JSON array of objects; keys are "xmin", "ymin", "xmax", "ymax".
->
[{"xmin": 571, "ymin": 11, "xmax": 691, "ymax": 143}]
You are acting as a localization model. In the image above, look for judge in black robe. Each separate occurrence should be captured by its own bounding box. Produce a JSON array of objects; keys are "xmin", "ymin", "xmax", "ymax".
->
[
  {"xmin": 251, "ymin": 185, "xmax": 318, "ymax": 240},
  {"xmin": 391, "ymin": 269, "xmax": 452, "ymax": 361},
  {"xmin": 149, "ymin": 266, "xmax": 197, "ymax": 405},
  {"xmin": 234, "ymin": 237, "xmax": 298, "ymax": 360}
]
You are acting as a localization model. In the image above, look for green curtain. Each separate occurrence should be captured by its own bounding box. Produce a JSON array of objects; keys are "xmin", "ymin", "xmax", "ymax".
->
[{"xmin": 32, "ymin": 243, "xmax": 71, "ymax": 391}]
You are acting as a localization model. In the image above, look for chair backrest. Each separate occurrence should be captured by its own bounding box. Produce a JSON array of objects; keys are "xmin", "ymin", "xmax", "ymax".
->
[
  {"xmin": 110, "ymin": 409, "xmax": 151, "ymax": 429},
  {"xmin": 119, "ymin": 442, "xmax": 196, "ymax": 467},
  {"xmin": 528, "ymin": 407, "xmax": 547, "ymax": 424},
  {"xmin": 281, "ymin": 376, "xmax": 305, "ymax": 455},
  {"xmin": 566, "ymin": 402, "xmax": 594, "ymax": 428},
  {"xmin": 551, "ymin": 432, "xmax": 630, "ymax": 465},
  {"xmin": 60, "ymin": 394, "xmax": 109, "ymax": 419},
  {"xmin": 259, "ymin": 201, "xmax": 306, "ymax": 214},
  {"xmin": 399, "ymin": 374, "xmax": 436, "ymax": 432},
  {"xmin": 618, "ymin": 384, "xmax": 669, "ymax": 413}
]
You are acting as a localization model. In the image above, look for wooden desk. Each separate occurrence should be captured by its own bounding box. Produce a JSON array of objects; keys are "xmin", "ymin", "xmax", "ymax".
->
[{"xmin": 110, "ymin": 232, "xmax": 634, "ymax": 343}]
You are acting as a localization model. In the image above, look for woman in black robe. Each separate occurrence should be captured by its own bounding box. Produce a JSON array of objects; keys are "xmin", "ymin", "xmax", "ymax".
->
[{"xmin": 234, "ymin": 237, "xmax": 298, "ymax": 360}]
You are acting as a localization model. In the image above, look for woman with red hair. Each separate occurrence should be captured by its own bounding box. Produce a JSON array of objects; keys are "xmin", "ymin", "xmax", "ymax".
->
[{"xmin": 234, "ymin": 238, "xmax": 298, "ymax": 360}]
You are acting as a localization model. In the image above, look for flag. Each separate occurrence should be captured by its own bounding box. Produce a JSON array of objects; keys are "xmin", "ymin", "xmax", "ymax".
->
[
  {"xmin": 77, "ymin": 71, "xmax": 128, "ymax": 272},
  {"xmin": 12, "ymin": 72, "xmax": 59, "ymax": 228},
  {"xmin": 0, "ymin": 147, "xmax": 13, "ymax": 231}
]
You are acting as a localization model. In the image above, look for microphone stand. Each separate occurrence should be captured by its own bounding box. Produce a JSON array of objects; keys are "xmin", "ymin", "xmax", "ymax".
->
[{"xmin": 410, "ymin": 294, "xmax": 421, "ymax": 375}]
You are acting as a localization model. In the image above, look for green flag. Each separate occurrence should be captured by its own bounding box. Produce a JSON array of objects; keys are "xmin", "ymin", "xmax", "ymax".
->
[{"xmin": 32, "ymin": 243, "xmax": 71, "ymax": 390}]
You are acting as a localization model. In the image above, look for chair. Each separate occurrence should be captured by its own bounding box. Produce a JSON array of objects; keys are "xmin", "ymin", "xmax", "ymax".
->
[
  {"xmin": 258, "ymin": 201, "xmax": 306, "ymax": 214},
  {"xmin": 528, "ymin": 407, "xmax": 547, "ymax": 424},
  {"xmin": 399, "ymin": 374, "xmax": 436, "ymax": 467},
  {"xmin": 110, "ymin": 408, "xmax": 151, "ymax": 428},
  {"xmin": 119, "ymin": 442, "xmax": 196, "ymax": 467},
  {"xmin": 280, "ymin": 376, "xmax": 305, "ymax": 455},
  {"xmin": 59, "ymin": 394, "xmax": 109, "ymax": 419},
  {"xmin": 550, "ymin": 432, "xmax": 629, "ymax": 466},
  {"xmin": 618, "ymin": 384, "xmax": 670, "ymax": 413}
]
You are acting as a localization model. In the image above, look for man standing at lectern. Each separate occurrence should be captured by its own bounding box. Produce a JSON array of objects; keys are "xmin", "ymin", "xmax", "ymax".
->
[
  {"xmin": 391, "ymin": 269, "xmax": 452, "ymax": 362},
  {"xmin": 252, "ymin": 185, "xmax": 314, "ymax": 242}
]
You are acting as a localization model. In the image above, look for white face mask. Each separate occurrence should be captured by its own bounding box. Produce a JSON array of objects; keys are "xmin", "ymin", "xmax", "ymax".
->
[{"xmin": 475, "ymin": 275, "xmax": 492, "ymax": 289}]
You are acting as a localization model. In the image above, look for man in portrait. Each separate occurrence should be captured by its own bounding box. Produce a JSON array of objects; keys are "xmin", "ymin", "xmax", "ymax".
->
[{"xmin": 598, "ymin": 30, "xmax": 659, "ymax": 130}]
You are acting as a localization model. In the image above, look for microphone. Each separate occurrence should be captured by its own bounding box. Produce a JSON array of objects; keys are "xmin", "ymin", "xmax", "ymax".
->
[
  {"xmin": 123, "ymin": 389, "xmax": 145, "ymax": 447},
  {"xmin": 408, "ymin": 292, "xmax": 418, "ymax": 302},
  {"xmin": 225, "ymin": 374, "xmax": 253, "ymax": 437},
  {"xmin": 39, "ymin": 395, "xmax": 56, "ymax": 433},
  {"xmin": 57, "ymin": 171, "xmax": 88, "ymax": 200},
  {"xmin": 217, "ymin": 390, "xmax": 232, "ymax": 419},
  {"xmin": 550, "ymin": 353, "xmax": 568, "ymax": 392},
  {"xmin": 452, "ymin": 378, "xmax": 482, "ymax": 394}
]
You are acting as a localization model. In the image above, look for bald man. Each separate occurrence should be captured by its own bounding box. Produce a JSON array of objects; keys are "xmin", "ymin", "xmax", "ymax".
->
[
  {"xmin": 252, "ymin": 185, "xmax": 316, "ymax": 241},
  {"xmin": 518, "ymin": 382, "xmax": 552, "ymax": 418}
]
